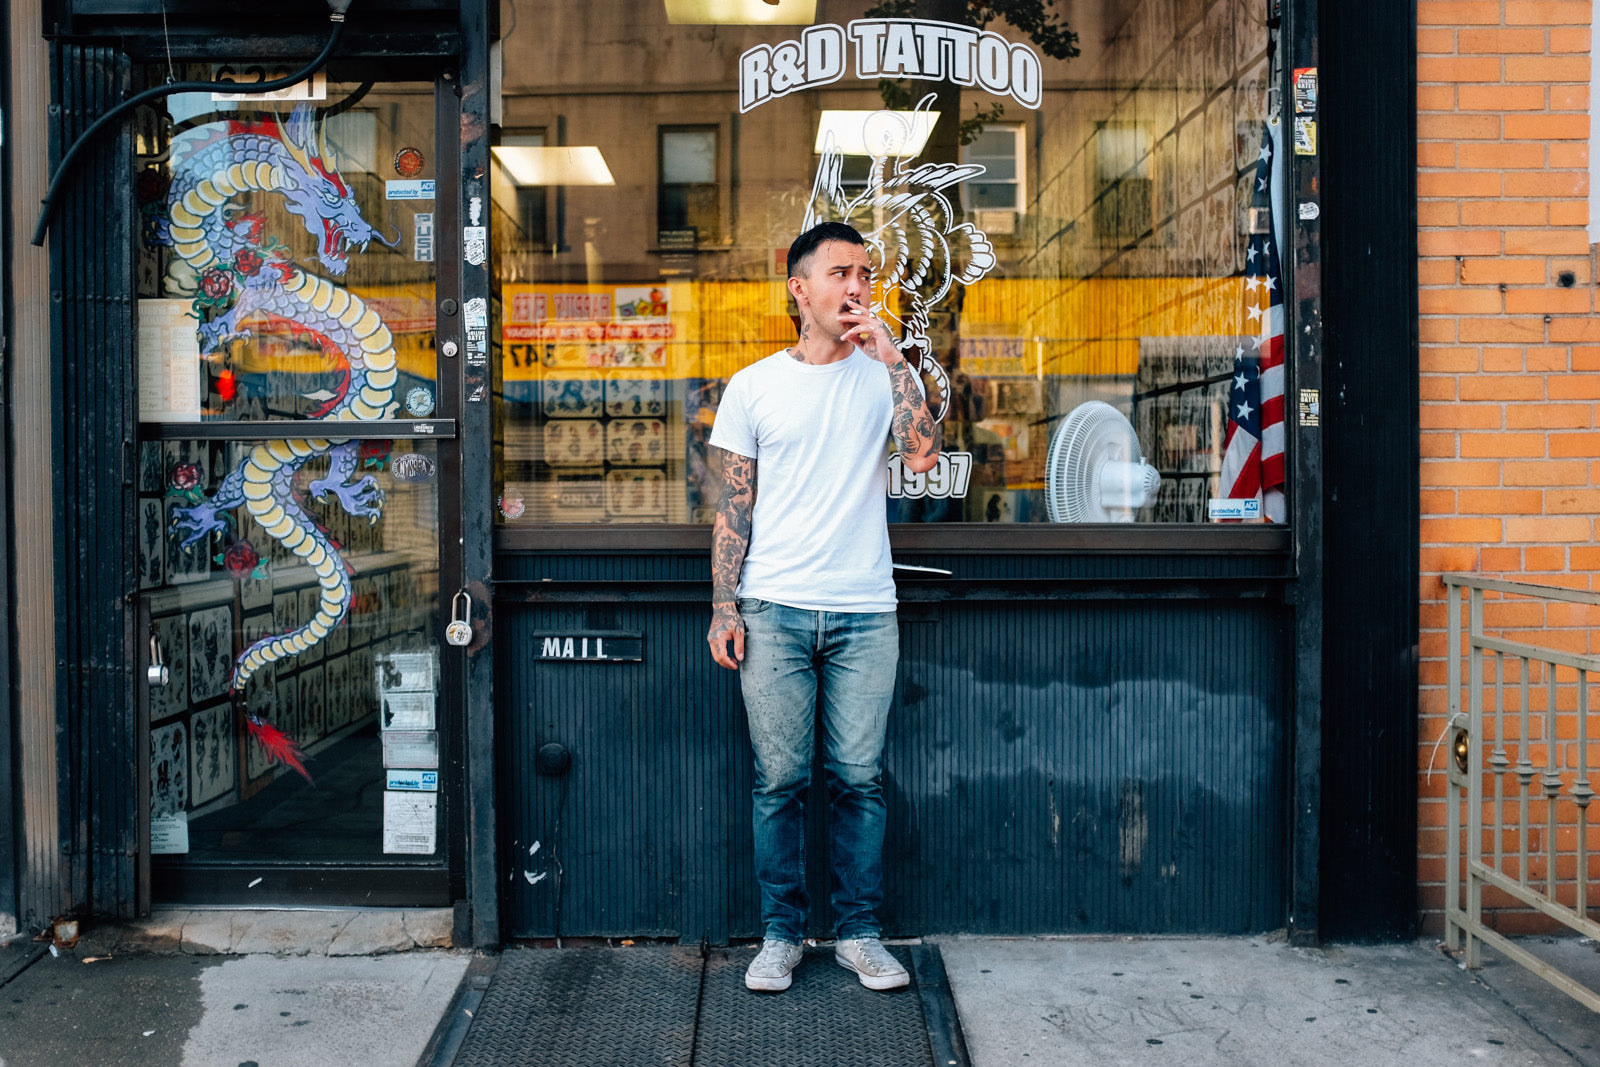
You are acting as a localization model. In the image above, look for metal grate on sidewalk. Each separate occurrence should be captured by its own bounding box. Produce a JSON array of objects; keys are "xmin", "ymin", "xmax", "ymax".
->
[{"xmin": 445, "ymin": 943, "xmax": 961, "ymax": 1067}]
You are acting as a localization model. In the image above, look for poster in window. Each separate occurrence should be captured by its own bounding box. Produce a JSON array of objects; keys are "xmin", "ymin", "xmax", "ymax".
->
[
  {"xmin": 606, "ymin": 378, "xmax": 666, "ymax": 417},
  {"xmin": 606, "ymin": 420, "xmax": 667, "ymax": 466},
  {"xmin": 150, "ymin": 613, "xmax": 191, "ymax": 722},
  {"xmin": 189, "ymin": 701, "xmax": 237, "ymax": 807},
  {"xmin": 542, "ymin": 379, "xmax": 605, "ymax": 419},
  {"xmin": 299, "ymin": 664, "xmax": 326, "ymax": 744},
  {"xmin": 544, "ymin": 420, "xmax": 605, "ymax": 466},
  {"xmin": 150, "ymin": 719, "xmax": 188, "ymax": 818},
  {"xmin": 139, "ymin": 498, "xmax": 166, "ymax": 590},
  {"xmin": 187, "ymin": 605, "xmax": 233, "ymax": 704}
]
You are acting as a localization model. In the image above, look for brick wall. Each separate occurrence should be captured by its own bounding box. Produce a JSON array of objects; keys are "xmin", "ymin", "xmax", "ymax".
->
[{"xmin": 1417, "ymin": 0, "xmax": 1596, "ymax": 934}]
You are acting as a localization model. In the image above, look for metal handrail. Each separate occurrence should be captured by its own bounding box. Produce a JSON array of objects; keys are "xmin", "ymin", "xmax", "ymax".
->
[{"xmin": 1443, "ymin": 573, "xmax": 1600, "ymax": 1013}]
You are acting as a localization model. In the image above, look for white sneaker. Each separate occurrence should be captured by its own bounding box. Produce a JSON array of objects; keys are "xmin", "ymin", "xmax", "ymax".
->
[
  {"xmin": 745, "ymin": 939, "xmax": 804, "ymax": 992},
  {"xmin": 834, "ymin": 937, "xmax": 910, "ymax": 991}
]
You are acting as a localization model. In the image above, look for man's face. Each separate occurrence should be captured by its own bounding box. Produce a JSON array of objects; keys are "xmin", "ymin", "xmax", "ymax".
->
[{"xmin": 789, "ymin": 240, "xmax": 872, "ymax": 342}]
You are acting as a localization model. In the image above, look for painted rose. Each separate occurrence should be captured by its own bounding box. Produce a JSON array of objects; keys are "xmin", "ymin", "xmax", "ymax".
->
[
  {"xmin": 200, "ymin": 268, "xmax": 233, "ymax": 300},
  {"xmin": 223, "ymin": 540, "xmax": 260, "ymax": 578},
  {"xmin": 169, "ymin": 463, "xmax": 201, "ymax": 491},
  {"xmin": 234, "ymin": 249, "xmax": 264, "ymax": 276}
]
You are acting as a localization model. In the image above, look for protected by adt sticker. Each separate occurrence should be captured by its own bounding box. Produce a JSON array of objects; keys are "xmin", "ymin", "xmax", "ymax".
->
[
  {"xmin": 387, "ymin": 769, "xmax": 439, "ymax": 791},
  {"xmin": 386, "ymin": 180, "xmax": 436, "ymax": 200},
  {"xmin": 1208, "ymin": 498, "xmax": 1262, "ymax": 521}
]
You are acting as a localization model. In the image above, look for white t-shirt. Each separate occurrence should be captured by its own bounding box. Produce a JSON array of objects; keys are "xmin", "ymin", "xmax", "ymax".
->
[{"xmin": 709, "ymin": 347, "xmax": 901, "ymax": 612}]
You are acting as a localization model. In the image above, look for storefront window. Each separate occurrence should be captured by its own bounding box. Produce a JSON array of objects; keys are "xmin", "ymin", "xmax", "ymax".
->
[
  {"xmin": 493, "ymin": 1, "xmax": 1285, "ymax": 526},
  {"xmin": 133, "ymin": 76, "xmax": 451, "ymax": 876}
]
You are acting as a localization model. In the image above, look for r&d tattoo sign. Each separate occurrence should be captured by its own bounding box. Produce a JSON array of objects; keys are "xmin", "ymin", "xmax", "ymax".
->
[{"xmin": 740, "ymin": 19, "xmax": 1045, "ymax": 113}]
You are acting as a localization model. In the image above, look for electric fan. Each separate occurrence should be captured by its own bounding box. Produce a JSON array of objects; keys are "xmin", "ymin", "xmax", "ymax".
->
[{"xmin": 1045, "ymin": 401, "xmax": 1161, "ymax": 522}]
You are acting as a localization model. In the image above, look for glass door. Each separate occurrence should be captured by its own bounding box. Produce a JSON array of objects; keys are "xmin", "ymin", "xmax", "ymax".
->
[{"xmin": 133, "ymin": 68, "xmax": 462, "ymax": 904}]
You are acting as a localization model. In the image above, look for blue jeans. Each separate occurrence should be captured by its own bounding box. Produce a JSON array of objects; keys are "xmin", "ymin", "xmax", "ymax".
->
[{"xmin": 737, "ymin": 598, "xmax": 899, "ymax": 944}]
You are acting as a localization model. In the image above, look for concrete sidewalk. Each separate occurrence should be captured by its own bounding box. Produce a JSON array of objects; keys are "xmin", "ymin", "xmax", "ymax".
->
[{"xmin": 1, "ymin": 913, "xmax": 1596, "ymax": 1066}]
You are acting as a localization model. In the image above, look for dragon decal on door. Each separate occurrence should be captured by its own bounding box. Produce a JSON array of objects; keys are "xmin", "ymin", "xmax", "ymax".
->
[{"xmin": 162, "ymin": 103, "xmax": 400, "ymax": 780}]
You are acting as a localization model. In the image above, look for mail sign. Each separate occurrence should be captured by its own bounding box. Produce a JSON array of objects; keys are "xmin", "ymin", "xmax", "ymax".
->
[{"xmin": 534, "ymin": 632, "xmax": 644, "ymax": 662}]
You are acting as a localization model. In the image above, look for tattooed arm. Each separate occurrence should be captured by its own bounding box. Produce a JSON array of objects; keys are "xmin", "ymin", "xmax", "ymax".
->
[
  {"xmin": 839, "ymin": 300, "xmax": 941, "ymax": 473},
  {"xmin": 707, "ymin": 446, "xmax": 757, "ymax": 669},
  {"xmin": 886, "ymin": 359, "xmax": 942, "ymax": 474}
]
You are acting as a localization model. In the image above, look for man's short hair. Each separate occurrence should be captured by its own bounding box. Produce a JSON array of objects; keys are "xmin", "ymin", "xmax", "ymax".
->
[{"xmin": 787, "ymin": 221, "xmax": 866, "ymax": 278}]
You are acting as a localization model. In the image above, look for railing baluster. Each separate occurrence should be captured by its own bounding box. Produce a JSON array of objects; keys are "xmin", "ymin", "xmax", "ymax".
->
[
  {"xmin": 1518, "ymin": 655, "xmax": 1534, "ymax": 888},
  {"xmin": 1446, "ymin": 580, "xmax": 1463, "ymax": 951},
  {"xmin": 1544, "ymin": 660, "xmax": 1562, "ymax": 903},
  {"xmin": 1492, "ymin": 651, "xmax": 1508, "ymax": 876},
  {"xmin": 1467, "ymin": 586, "xmax": 1484, "ymax": 969},
  {"xmin": 1574, "ymin": 670, "xmax": 1592, "ymax": 918}
]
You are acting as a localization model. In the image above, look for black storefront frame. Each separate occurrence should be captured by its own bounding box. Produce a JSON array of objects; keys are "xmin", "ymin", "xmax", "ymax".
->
[{"xmin": 26, "ymin": 0, "xmax": 1423, "ymax": 946}]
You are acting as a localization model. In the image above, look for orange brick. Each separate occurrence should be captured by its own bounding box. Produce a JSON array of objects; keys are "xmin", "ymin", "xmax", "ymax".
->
[
  {"xmin": 1506, "ymin": 516, "xmax": 1592, "ymax": 542},
  {"xmin": 1505, "ymin": 0, "xmax": 1596, "ymax": 25},
  {"xmin": 1417, "ymin": 84, "xmax": 1458, "ymax": 111},
  {"xmin": 1418, "ymin": 287, "xmax": 1502, "ymax": 314},
  {"xmin": 1422, "ymin": 460, "xmax": 1502, "ymax": 486},
  {"xmin": 1480, "ymin": 546, "xmax": 1524, "ymax": 571},
  {"xmin": 1548, "ymin": 376, "xmax": 1600, "ymax": 399},
  {"xmin": 1506, "ymin": 403, "xmax": 1589, "ymax": 429},
  {"xmin": 1420, "ymin": 318, "xmax": 1459, "ymax": 343},
  {"xmin": 1459, "ymin": 317, "xmax": 1547, "ymax": 343},
  {"xmin": 1418, "ymin": 56, "xmax": 1504, "ymax": 82},
  {"xmin": 1418, "ymin": 113, "xmax": 1504, "ymax": 140},
  {"xmin": 1459, "ymin": 27, "xmax": 1547, "ymax": 52},
  {"xmin": 1481, "ymin": 348, "xmax": 1527, "ymax": 371},
  {"xmin": 1461, "ymin": 201, "xmax": 1547, "ymax": 227},
  {"xmin": 1503, "ymin": 170, "xmax": 1589, "ymax": 196},
  {"xmin": 1549, "ymin": 432, "xmax": 1600, "ymax": 456},
  {"xmin": 1504, "ymin": 460, "xmax": 1591, "ymax": 484},
  {"xmin": 1423, "ymin": 517, "xmax": 1504, "ymax": 543},
  {"xmin": 1417, "ymin": 28, "xmax": 1458, "ymax": 54},
  {"xmin": 1423, "ymin": 546, "xmax": 1483, "ymax": 574},
  {"xmin": 1420, "ymin": 347, "xmax": 1481, "ymax": 373},
  {"xmin": 1458, "ymin": 84, "xmax": 1545, "ymax": 112},
  {"xmin": 1550, "ymin": 83, "xmax": 1591, "ymax": 109},
  {"xmin": 1420, "ymin": 432, "xmax": 1458, "ymax": 458},
  {"xmin": 1505, "ymin": 56, "xmax": 1591, "ymax": 83},
  {"xmin": 1418, "ymin": 171, "xmax": 1503, "ymax": 198},
  {"xmin": 1550, "ymin": 27, "xmax": 1591, "ymax": 53},
  {"xmin": 1419, "ymin": 378, "xmax": 1458, "ymax": 401},
  {"xmin": 1459, "ymin": 143, "xmax": 1547, "ymax": 170},
  {"xmin": 1550, "ymin": 201, "xmax": 1591, "ymax": 226},
  {"xmin": 1525, "ymin": 347, "xmax": 1571, "ymax": 372},
  {"xmin": 1416, "ymin": 146, "xmax": 1458, "ymax": 173},
  {"xmin": 1545, "ymin": 488, "xmax": 1600, "ymax": 512},
  {"xmin": 1458, "ymin": 375, "xmax": 1547, "ymax": 401},
  {"xmin": 1420, "ymin": 488, "xmax": 1456, "ymax": 513},
  {"xmin": 1419, "ymin": 230, "xmax": 1503, "ymax": 257},
  {"xmin": 1419, "ymin": 260, "xmax": 1460, "ymax": 285},
  {"xmin": 1548, "ymin": 143, "xmax": 1589, "ymax": 168},
  {"xmin": 1550, "ymin": 318, "xmax": 1600, "ymax": 343},
  {"xmin": 1421, "ymin": 403, "xmax": 1501, "ymax": 428},
  {"xmin": 1504, "ymin": 230, "xmax": 1594, "ymax": 257},
  {"xmin": 1457, "ymin": 489, "xmax": 1543, "ymax": 513},
  {"xmin": 1524, "ymin": 546, "xmax": 1567, "ymax": 570},
  {"xmin": 1505, "ymin": 287, "xmax": 1594, "ymax": 313},
  {"xmin": 1459, "ymin": 489, "xmax": 1542, "ymax": 515},
  {"xmin": 1461, "ymin": 432, "xmax": 1548, "ymax": 458},
  {"xmin": 1569, "ymin": 546, "xmax": 1600, "ymax": 569},
  {"xmin": 1459, "ymin": 259, "xmax": 1550, "ymax": 285}
]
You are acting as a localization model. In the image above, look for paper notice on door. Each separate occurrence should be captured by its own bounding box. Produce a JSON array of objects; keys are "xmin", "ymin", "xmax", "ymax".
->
[
  {"xmin": 151, "ymin": 812, "xmax": 191, "ymax": 854},
  {"xmin": 383, "ymin": 790, "xmax": 437, "ymax": 854},
  {"xmin": 381, "ymin": 729, "xmax": 440, "ymax": 768},
  {"xmin": 138, "ymin": 299, "xmax": 203, "ymax": 420}
]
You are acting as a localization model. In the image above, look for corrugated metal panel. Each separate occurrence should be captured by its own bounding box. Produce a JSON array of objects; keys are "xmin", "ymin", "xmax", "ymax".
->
[
  {"xmin": 5, "ymin": 0, "xmax": 58, "ymax": 932},
  {"xmin": 50, "ymin": 43, "xmax": 138, "ymax": 919},
  {"xmin": 500, "ymin": 588, "xmax": 1288, "ymax": 940}
]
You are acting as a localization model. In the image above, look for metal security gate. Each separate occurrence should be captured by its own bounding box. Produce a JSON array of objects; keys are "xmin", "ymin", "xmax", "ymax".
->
[{"xmin": 496, "ymin": 544, "xmax": 1291, "ymax": 942}]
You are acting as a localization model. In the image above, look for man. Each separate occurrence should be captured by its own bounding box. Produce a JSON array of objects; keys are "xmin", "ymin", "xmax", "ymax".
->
[{"xmin": 706, "ymin": 221, "xmax": 940, "ymax": 993}]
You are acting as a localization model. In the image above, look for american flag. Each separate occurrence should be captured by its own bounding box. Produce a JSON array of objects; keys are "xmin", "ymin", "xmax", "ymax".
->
[{"xmin": 1218, "ymin": 122, "xmax": 1286, "ymax": 521}]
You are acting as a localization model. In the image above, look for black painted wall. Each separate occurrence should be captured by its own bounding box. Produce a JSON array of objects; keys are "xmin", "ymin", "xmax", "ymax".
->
[
  {"xmin": 498, "ymin": 554, "xmax": 1290, "ymax": 942},
  {"xmin": 1316, "ymin": 2, "xmax": 1420, "ymax": 938}
]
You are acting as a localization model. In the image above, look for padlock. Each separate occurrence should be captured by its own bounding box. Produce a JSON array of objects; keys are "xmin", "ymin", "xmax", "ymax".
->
[
  {"xmin": 148, "ymin": 634, "xmax": 170, "ymax": 687},
  {"xmin": 445, "ymin": 589, "xmax": 473, "ymax": 646}
]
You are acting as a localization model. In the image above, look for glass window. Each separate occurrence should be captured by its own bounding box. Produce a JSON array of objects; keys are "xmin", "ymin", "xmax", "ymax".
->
[
  {"xmin": 493, "ymin": 1, "xmax": 1286, "ymax": 527},
  {"xmin": 133, "ymin": 75, "xmax": 451, "ymax": 873}
]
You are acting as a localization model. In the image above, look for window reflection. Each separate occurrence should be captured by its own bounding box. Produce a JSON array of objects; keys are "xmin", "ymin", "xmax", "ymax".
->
[{"xmin": 492, "ymin": 0, "xmax": 1284, "ymax": 525}]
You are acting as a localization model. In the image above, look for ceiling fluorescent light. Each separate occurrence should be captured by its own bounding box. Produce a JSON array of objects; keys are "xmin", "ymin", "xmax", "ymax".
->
[
  {"xmin": 814, "ymin": 111, "xmax": 938, "ymax": 157},
  {"xmin": 492, "ymin": 146, "xmax": 616, "ymax": 186},
  {"xmin": 664, "ymin": 0, "xmax": 816, "ymax": 25}
]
